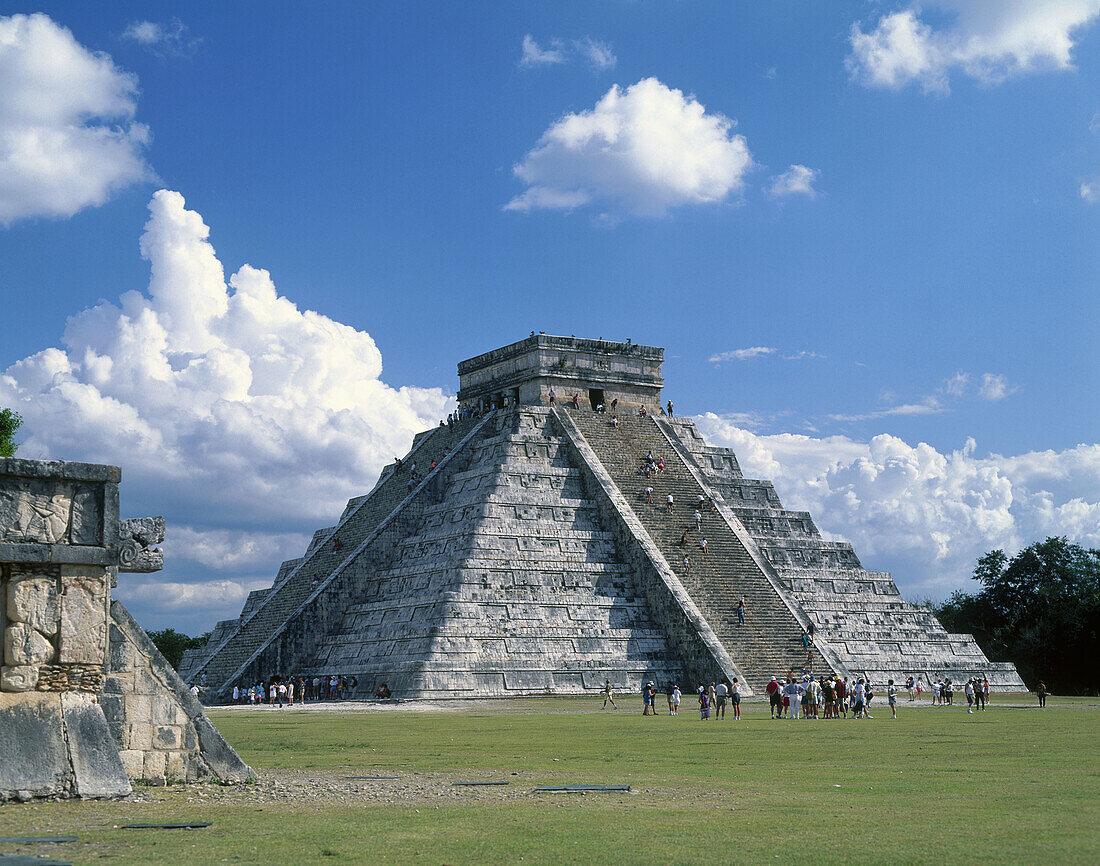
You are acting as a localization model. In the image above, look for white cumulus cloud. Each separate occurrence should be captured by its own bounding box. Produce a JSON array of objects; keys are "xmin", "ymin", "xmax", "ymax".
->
[
  {"xmin": 694, "ymin": 413, "xmax": 1100, "ymax": 598},
  {"xmin": 1, "ymin": 189, "xmax": 453, "ymax": 630},
  {"xmin": 519, "ymin": 34, "xmax": 566, "ymax": 68},
  {"xmin": 505, "ymin": 77, "xmax": 754, "ymax": 218},
  {"xmin": 1081, "ymin": 180, "xmax": 1099, "ymax": 202},
  {"xmin": 519, "ymin": 34, "xmax": 616, "ymax": 71},
  {"xmin": 121, "ymin": 18, "xmax": 198, "ymax": 57},
  {"xmin": 847, "ymin": 1, "xmax": 1100, "ymax": 93},
  {"xmin": 0, "ymin": 13, "xmax": 154, "ymax": 225},
  {"xmin": 978, "ymin": 372, "xmax": 1019, "ymax": 400},
  {"xmin": 709, "ymin": 347, "xmax": 776, "ymax": 363},
  {"xmin": 768, "ymin": 164, "xmax": 820, "ymax": 198}
]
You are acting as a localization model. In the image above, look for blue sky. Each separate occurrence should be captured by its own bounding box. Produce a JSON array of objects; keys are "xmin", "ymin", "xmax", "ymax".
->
[{"xmin": 1, "ymin": 3, "xmax": 1098, "ymax": 633}]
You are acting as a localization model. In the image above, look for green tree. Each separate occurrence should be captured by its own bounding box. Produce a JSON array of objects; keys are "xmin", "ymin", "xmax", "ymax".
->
[
  {"xmin": 146, "ymin": 628, "xmax": 211, "ymax": 671},
  {"xmin": 936, "ymin": 538, "xmax": 1100, "ymax": 693},
  {"xmin": 0, "ymin": 407, "xmax": 22, "ymax": 457}
]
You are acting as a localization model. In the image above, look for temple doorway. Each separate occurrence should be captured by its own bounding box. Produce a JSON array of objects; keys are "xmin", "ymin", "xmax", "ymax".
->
[{"xmin": 588, "ymin": 388, "xmax": 604, "ymax": 410}]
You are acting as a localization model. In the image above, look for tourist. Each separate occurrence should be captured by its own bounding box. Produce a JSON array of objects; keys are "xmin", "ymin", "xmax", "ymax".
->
[
  {"xmin": 965, "ymin": 679, "xmax": 975, "ymax": 713},
  {"xmin": 693, "ymin": 509, "xmax": 703, "ymax": 531},
  {"xmin": 611, "ymin": 398, "xmax": 618, "ymax": 412},
  {"xmin": 736, "ymin": 597, "xmax": 745, "ymax": 625},
  {"xmin": 643, "ymin": 681, "xmax": 658, "ymax": 715},
  {"xmin": 906, "ymin": 676, "xmax": 915, "ymax": 701},
  {"xmin": 656, "ymin": 458, "xmax": 664, "ymax": 472},
  {"xmin": 974, "ymin": 678, "xmax": 986, "ymax": 712},
  {"xmin": 863, "ymin": 680, "xmax": 874, "ymax": 718},
  {"xmin": 766, "ymin": 676, "xmax": 780, "ymax": 718},
  {"xmin": 699, "ymin": 688, "xmax": 710, "ymax": 720},
  {"xmin": 808, "ymin": 622, "xmax": 816, "ymax": 643},
  {"xmin": 232, "ymin": 685, "xmax": 239, "ymax": 703},
  {"xmin": 680, "ymin": 531, "xmax": 689, "ymax": 548},
  {"xmin": 572, "ymin": 394, "xmax": 580, "ymax": 409},
  {"xmin": 672, "ymin": 684, "xmax": 681, "ymax": 714},
  {"xmin": 836, "ymin": 677, "xmax": 848, "ymax": 718},
  {"xmin": 850, "ymin": 679, "xmax": 864, "ymax": 719},
  {"xmin": 644, "ymin": 486, "xmax": 654, "ymax": 504},
  {"xmin": 780, "ymin": 680, "xmax": 791, "ymax": 718},
  {"xmin": 696, "ymin": 494, "xmax": 706, "ymax": 510},
  {"xmin": 730, "ymin": 678, "xmax": 742, "ymax": 720},
  {"xmin": 287, "ymin": 679, "xmax": 295, "ymax": 705},
  {"xmin": 785, "ymin": 678, "xmax": 802, "ymax": 719},
  {"xmin": 888, "ymin": 679, "xmax": 898, "ymax": 719},
  {"xmin": 932, "ymin": 679, "xmax": 942, "ymax": 705},
  {"xmin": 190, "ymin": 683, "xmax": 200, "ymax": 698},
  {"xmin": 699, "ymin": 537, "xmax": 708, "ymax": 556},
  {"xmin": 943, "ymin": 679, "xmax": 954, "ymax": 706},
  {"xmin": 714, "ymin": 681, "xmax": 727, "ymax": 718},
  {"xmin": 708, "ymin": 682, "xmax": 718, "ymax": 717},
  {"xmin": 915, "ymin": 677, "xmax": 923, "ymax": 700},
  {"xmin": 666, "ymin": 493, "xmax": 674, "ymax": 512},
  {"xmin": 602, "ymin": 679, "xmax": 617, "ymax": 709},
  {"xmin": 548, "ymin": 388, "xmax": 555, "ymax": 406},
  {"xmin": 665, "ymin": 681, "xmax": 675, "ymax": 714},
  {"xmin": 1036, "ymin": 679, "xmax": 1048, "ymax": 708},
  {"xmin": 611, "ymin": 416, "xmax": 619, "ymax": 428},
  {"xmin": 822, "ymin": 676, "xmax": 836, "ymax": 719},
  {"xmin": 807, "ymin": 676, "xmax": 821, "ymax": 719},
  {"xmin": 683, "ymin": 555, "xmax": 691, "ymax": 574},
  {"xmin": 982, "ymin": 677, "xmax": 990, "ymax": 706},
  {"xmin": 667, "ymin": 400, "xmax": 674, "ymax": 417}
]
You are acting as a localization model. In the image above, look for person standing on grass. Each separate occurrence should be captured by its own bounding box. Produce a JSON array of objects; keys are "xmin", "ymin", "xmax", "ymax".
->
[
  {"xmin": 932, "ymin": 679, "xmax": 941, "ymax": 705},
  {"xmin": 982, "ymin": 677, "xmax": 990, "ymax": 707},
  {"xmin": 850, "ymin": 679, "xmax": 864, "ymax": 719},
  {"xmin": 731, "ymin": 678, "xmax": 742, "ymax": 720},
  {"xmin": 666, "ymin": 681, "xmax": 676, "ymax": 715},
  {"xmin": 974, "ymin": 678, "xmax": 986, "ymax": 712},
  {"xmin": 714, "ymin": 681, "xmax": 727, "ymax": 719},
  {"xmin": 601, "ymin": 679, "xmax": 617, "ymax": 709},
  {"xmin": 965, "ymin": 679, "xmax": 976, "ymax": 713},
  {"xmin": 766, "ymin": 676, "xmax": 780, "ymax": 718},
  {"xmin": 888, "ymin": 680, "xmax": 898, "ymax": 719},
  {"xmin": 672, "ymin": 684, "xmax": 681, "ymax": 715},
  {"xmin": 836, "ymin": 677, "xmax": 848, "ymax": 718},
  {"xmin": 699, "ymin": 688, "xmax": 710, "ymax": 720},
  {"xmin": 863, "ymin": 680, "xmax": 874, "ymax": 718},
  {"xmin": 786, "ymin": 678, "xmax": 802, "ymax": 719},
  {"xmin": 1036, "ymin": 680, "xmax": 1048, "ymax": 708}
]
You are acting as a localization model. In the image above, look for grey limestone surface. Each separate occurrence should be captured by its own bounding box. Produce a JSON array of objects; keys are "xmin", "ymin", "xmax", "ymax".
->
[
  {"xmin": 1, "ymin": 457, "xmax": 251, "ymax": 800},
  {"xmin": 191, "ymin": 339, "xmax": 1026, "ymax": 700}
]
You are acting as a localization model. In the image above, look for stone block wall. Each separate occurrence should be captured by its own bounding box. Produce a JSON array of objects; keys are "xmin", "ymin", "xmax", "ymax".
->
[
  {"xmin": 1, "ymin": 457, "xmax": 251, "ymax": 800},
  {"xmin": 103, "ymin": 601, "xmax": 252, "ymax": 783}
]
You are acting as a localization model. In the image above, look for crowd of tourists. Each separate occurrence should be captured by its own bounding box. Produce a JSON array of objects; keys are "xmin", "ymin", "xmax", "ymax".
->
[
  {"xmin": 229, "ymin": 674, "xmax": 359, "ymax": 706},
  {"xmin": 602, "ymin": 671, "xmax": 1016, "ymax": 719}
]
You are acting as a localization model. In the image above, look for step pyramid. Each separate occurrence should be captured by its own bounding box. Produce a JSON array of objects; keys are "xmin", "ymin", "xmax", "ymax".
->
[{"xmin": 184, "ymin": 336, "xmax": 1025, "ymax": 699}]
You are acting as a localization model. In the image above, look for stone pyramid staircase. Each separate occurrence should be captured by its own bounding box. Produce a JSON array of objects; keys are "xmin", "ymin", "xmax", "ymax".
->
[
  {"xmin": 563, "ymin": 408, "xmax": 835, "ymax": 692},
  {"xmin": 185, "ymin": 418, "xmax": 481, "ymax": 696}
]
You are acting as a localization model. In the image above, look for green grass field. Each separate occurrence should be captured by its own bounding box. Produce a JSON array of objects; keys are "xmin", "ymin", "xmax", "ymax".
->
[{"xmin": 2, "ymin": 696, "xmax": 1098, "ymax": 864}]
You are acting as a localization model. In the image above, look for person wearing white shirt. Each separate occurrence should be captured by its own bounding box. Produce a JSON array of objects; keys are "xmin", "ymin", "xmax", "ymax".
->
[{"xmin": 785, "ymin": 679, "xmax": 803, "ymax": 719}]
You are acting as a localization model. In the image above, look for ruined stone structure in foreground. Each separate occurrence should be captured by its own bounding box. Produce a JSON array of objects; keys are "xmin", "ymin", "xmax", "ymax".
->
[
  {"xmin": 1, "ymin": 458, "xmax": 251, "ymax": 801},
  {"xmin": 183, "ymin": 335, "xmax": 1025, "ymax": 700}
]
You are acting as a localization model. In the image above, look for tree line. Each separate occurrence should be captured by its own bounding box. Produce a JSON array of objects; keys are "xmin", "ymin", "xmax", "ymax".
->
[{"xmin": 936, "ymin": 537, "xmax": 1100, "ymax": 695}]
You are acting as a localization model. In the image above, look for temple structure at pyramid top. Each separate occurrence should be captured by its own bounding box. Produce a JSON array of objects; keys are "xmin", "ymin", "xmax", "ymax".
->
[
  {"xmin": 181, "ymin": 335, "xmax": 1026, "ymax": 700},
  {"xmin": 457, "ymin": 334, "xmax": 664, "ymax": 411}
]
